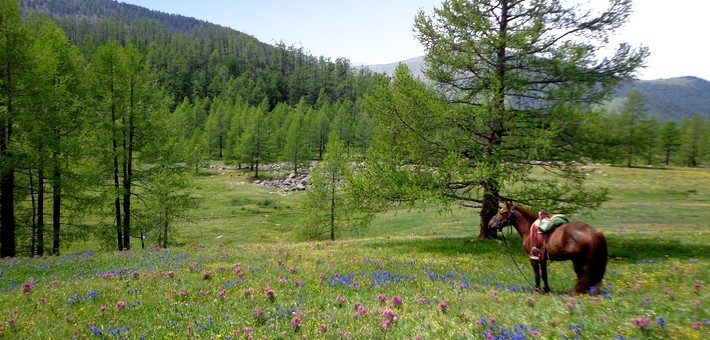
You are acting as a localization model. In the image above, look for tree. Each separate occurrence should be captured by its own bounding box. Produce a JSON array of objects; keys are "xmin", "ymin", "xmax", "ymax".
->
[
  {"xmin": 235, "ymin": 97, "xmax": 274, "ymax": 178},
  {"xmin": 24, "ymin": 15, "xmax": 89, "ymax": 255},
  {"xmin": 305, "ymin": 130, "xmax": 365, "ymax": 240},
  {"xmin": 361, "ymin": 0, "xmax": 648, "ymax": 238},
  {"xmin": 658, "ymin": 120, "xmax": 681, "ymax": 166},
  {"xmin": 281, "ymin": 98, "xmax": 312, "ymax": 175},
  {"xmin": 618, "ymin": 88, "xmax": 649, "ymax": 166},
  {"xmin": 0, "ymin": 0, "xmax": 31, "ymax": 257},
  {"xmin": 679, "ymin": 115, "xmax": 707, "ymax": 167}
]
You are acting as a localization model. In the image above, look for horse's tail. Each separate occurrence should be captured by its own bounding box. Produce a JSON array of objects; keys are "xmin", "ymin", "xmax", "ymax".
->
[{"xmin": 589, "ymin": 232, "xmax": 608, "ymax": 292}]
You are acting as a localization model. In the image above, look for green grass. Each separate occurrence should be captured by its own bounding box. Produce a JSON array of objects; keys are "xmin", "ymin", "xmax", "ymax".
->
[{"xmin": 0, "ymin": 165, "xmax": 708, "ymax": 338}]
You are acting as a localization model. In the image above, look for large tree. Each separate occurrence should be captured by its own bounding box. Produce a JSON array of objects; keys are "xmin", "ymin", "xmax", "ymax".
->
[{"xmin": 362, "ymin": 0, "xmax": 648, "ymax": 238}]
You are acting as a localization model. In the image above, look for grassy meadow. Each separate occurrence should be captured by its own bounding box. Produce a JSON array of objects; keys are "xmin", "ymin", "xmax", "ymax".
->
[{"xmin": 0, "ymin": 165, "xmax": 708, "ymax": 339}]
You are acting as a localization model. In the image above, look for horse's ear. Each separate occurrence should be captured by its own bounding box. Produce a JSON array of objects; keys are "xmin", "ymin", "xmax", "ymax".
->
[{"xmin": 503, "ymin": 200, "xmax": 512, "ymax": 208}]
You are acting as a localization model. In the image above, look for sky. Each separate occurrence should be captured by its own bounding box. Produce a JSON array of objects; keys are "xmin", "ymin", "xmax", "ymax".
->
[{"xmin": 120, "ymin": 0, "xmax": 708, "ymax": 81}]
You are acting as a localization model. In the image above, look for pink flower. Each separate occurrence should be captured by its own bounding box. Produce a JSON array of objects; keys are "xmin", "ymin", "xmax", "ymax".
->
[
  {"xmin": 691, "ymin": 321, "xmax": 701, "ymax": 329},
  {"xmin": 378, "ymin": 293, "xmax": 387, "ymax": 302},
  {"xmin": 526, "ymin": 297, "xmax": 535, "ymax": 304},
  {"xmin": 418, "ymin": 297, "xmax": 427, "ymax": 304},
  {"xmin": 632, "ymin": 317, "xmax": 651, "ymax": 329},
  {"xmin": 203, "ymin": 271, "xmax": 211, "ymax": 280},
  {"xmin": 242, "ymin": 326, "xmax": 252, "ymax": 333},
  {"xmin": 266, "ymin": 288, "xmax": 276, "ymax": 300},
  {"xmin": 99, "ymin": 305, "xmax": 106, "ymax": 312},
  {"xmin": 22, "ymin": 282, "xmax": 34, "ymax": 294},
  {"xmin": 319, "ymin": 324, "xmax": 328, "ymax": 332},
  {"xmin": 439, "ymin": 300, "xmax": 449, "ymax": 312},
  {"xmin": 693, "ymin": 283, "xmax": 702, "ymax": 289},
  {"xmin": 693, "ymin": 300, "xmax": 701, "ymax": 306},
  {"xmin": 199, "ymin": 290, "xmax": 206, "ymax": 296},
  {"xmin": 291, "ymin": 316, "xmax": 301, "ymax": 330},
  {"xmin": 116, "ymin": 301, "xmax": 126, "ymax": 308},
  {"xmin": 531, "ymin": 330, "xmax": 540, "ymax": 336},
  {"xmin": 217, "ymin": 290, "xmax": 226, "ymax": 297},
  {"xmin": 165, "ymin": 271, "xmax": 175, "ymax": 278},
  {"xmin": 666, "ymin": 290, "xmax": 673, "ymax": 296},
  {"xmin": 391, "ymin": 295, "xmax": 403, "ymax": 306},
  {"xmin": 336, "ymin": 294, "xmax": 346, "ymax": 304}
]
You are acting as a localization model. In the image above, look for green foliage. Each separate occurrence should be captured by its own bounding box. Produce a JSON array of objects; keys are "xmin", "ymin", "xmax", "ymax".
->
[{"xmin": 303, "ymin": 131, "xmax": 369, "ymax": 240}]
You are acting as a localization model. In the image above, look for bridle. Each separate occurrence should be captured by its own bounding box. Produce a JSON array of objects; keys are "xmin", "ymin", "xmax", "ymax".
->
[{"xmin": 491, "ymin": 205, "xmax": 516, "ymax": 232}]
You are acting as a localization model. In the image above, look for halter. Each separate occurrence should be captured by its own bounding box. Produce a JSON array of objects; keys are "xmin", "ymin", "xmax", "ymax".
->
[{"xmin": 492, "ymin": 205, "xmax": 516, "ymax": 231}]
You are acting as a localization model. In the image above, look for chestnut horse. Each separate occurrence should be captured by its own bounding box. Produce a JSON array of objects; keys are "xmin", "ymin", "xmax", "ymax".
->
[{"xmin": 488, "ymin": 201, "xmax": 608, "ymax": 294}]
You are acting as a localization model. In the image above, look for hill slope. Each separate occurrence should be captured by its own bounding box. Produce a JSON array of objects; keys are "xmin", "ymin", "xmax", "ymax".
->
[{"xmin": 369, "ymin": 57, "xmax": 709, "ymax": 121}]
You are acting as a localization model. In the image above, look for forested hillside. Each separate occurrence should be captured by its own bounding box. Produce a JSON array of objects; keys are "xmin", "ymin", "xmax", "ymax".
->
[
  {"xmin": 19, "ymin": 0, "xmax": 383, "ymax": 107},
  {"xmin": 607, "ymin": 76, "xmax": 710, "ymax": 121}
]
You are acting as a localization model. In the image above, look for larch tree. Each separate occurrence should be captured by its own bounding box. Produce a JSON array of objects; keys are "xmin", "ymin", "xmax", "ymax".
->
[
  {"xmin": 361, "ymin": 0, "xmax": 648, "ymax": 238},
  {"xmin": 0, "ymin": 0, "xmax": 31, "ymax": 256}
]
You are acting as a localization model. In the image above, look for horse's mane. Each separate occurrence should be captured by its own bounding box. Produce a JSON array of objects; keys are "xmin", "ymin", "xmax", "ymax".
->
[{"xmin": 514, "ymin": 204, "xmax": 539, "ymax": 221}]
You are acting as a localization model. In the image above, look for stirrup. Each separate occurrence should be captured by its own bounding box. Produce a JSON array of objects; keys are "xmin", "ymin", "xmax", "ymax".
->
[{"xmin": 530, "ymin": 247, "xmax": 541, "ymax": 260}]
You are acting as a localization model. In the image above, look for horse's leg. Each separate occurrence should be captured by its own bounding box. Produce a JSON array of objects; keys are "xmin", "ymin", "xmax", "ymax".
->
[
  {"xmin": 540, "ymin": 260, "xmax": 550, "ymax": 293},
  {"xmin": 530, "ymin": 260, "xmax": 541, "ymax": 292},
  {"xmin": 572, "ymin": 259, "xmax": 589, "ymax": 294}
]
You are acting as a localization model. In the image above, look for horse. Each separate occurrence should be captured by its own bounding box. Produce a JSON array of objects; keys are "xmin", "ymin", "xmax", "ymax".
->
[{"xmin": 487, "ymin": 201, "xmax": 608, "ymax": 294}]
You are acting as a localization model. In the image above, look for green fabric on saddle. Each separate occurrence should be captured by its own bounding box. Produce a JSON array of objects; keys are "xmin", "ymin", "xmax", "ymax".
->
[{"xmin": 539, "ymin": 214, "xmax": 569, "ymax": 233}]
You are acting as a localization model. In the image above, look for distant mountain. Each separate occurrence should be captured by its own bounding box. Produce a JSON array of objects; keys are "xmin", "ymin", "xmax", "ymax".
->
[
  {"xmin": 368, "ymin": 57, "xmax": 709, "ymax": 121},
  {"xmin": 367, "ymin": 56, "xmax": 426, "ymax": 79},
  {"xmin": 606, "ymin": 76, "xmax": 710, "ymax": 121}
]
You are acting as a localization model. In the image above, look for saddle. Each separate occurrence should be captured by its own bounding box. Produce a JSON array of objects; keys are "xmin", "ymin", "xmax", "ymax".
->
[{"xmin": 529, "ymin": 214, "xmax": 569, "ymax": 260}]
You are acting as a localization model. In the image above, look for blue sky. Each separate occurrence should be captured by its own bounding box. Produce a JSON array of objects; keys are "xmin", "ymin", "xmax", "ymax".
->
[{"xmin": 120, "ymin": 0, "xmax": 708, "ymax": 81}]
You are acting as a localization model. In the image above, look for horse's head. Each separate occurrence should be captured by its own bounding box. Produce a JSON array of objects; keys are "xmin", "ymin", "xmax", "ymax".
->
[{"xmin": 488, "ymin": 202, "xmax": 516, "ymax": 232}]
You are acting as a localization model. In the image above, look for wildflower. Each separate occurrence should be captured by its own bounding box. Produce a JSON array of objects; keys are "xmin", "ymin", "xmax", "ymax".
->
[
  {"xmin": 165, "ymin": 271, "xmax": 175, "ymax": 278},
  {"xmin": 693, "ymin": 300, "xmax": 701, "ymax": 306},
  {"xmin": 279, "ymin": 277, "xmax": 287, "ymax": 284},
  {"xmin": 418, "ymin": 297, "xmax": 427, "ymax": 304},
  {"xmin": 217, "ymin": 290, "xmax": 226, "ymax": 297},
  {"xmin": 693, "ymin": 283, "xmax": 702, "ymax": 290},
  {"xmin": 22, "ymin": 282, "xmax": 34, "ymax": 295},
  {"xmin": 320, "ymin": 324, "xmax": 328, "ymax": 332},
  {"xmin": 39, "ymin": 297, "xmax": 47, "ymax": 304},
  {"xmin": 489, "ymin": 317, "xmax": 496, "ymax": 324},
  {"xmin": 671, "ymin": 265, "xmax": 679, "ymax": 271},
  {"xmin": 199, "ymin": 290, "xmax": 206, "ymax": 296},
  {"xmin": 242, "ymin": 288, "xmax": 254, "ymax": 297},
  {"xmin": 439, "ymin": 300, "xmax": 448, "ymax": 312},
  {"xmin": 566, "ymin": 298, "xmax": 574, "ymax": 309},
  {"xmin": 382, "ymin": 308, "xmax": 397, "ymax": 321},
  {"xmin": 632, "ymin": 317, "xmax": 651, "ymax": 329},
  {"xmin": 531, "ymin": 329, "xmax": 540, "ymax": 336},
  {"xmin": 180, "ymin": 290, "xmax": 187, "ymax": 298},
  {"xmin": 391, "ymin": 295, "xmax": 403, "ymax": 306},
  {"xmin": 252, "ymin": 308, "xmax": 264, "ymax": 319},
  {"xmin": 666, "ymin": 290, "xmax": 673, "ymax": 297},
  {"xmin": 291, "ymin": 316, "xmax": 301, "ymax": 330},
  {"xmin": 203, "ymin": 271, "xmax": 211, "ymax": 280},
  {"xmin": 378, "ymin": 293, "xmax": 387, "ymax": 303},
  {"xmin": 657, "ymin": 317, "xmax": 665, "ymax": 327},
  {"xmin": 116, "ymin": 301, "xmax": 126, "ymax": 308},
  {"xmin": 526, "ymin": 297, "xmax": 535, "ymax": 304},
  {"xmin": 691, "ymin": 321, "xmax": 701, "ymax": 329},
  {"xmin": 100, "ymin": 306, "xmax": 106, "ymax": 312},
  {"xmin": 266, "ymin": 288, "xmax": 276, "ymax": 300},
  {"xmin": 242, "ymin": 326, "xmax": 252, "ymax": 333},
  {"xmin": 336, "ymin": 294, "xmax": 346, "ymax": 305}
]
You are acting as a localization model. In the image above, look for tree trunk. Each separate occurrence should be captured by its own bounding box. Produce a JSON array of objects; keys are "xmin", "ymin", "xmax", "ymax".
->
[
  {"xmin": 37, "ymin": 166, "xmax": 45, "ymax": 255},
  {"xmin": 330, "ymin": 170, "xmax": 336, "ymax": 241},
  {"xmin": 52, "ymin": 161, "xmax": 61, "ymax": 255},
  {"xmin": 0, "ymin": 108, "xmax": 15, "ymax": 257},
  {"xmin": 479, "ymin": 191, "xmax": 500, "ymax": 239}
]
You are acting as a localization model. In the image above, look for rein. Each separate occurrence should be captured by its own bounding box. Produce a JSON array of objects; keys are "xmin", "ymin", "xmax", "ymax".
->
[{"xmin": 494, "ymin": 207, "xmax": 535, "ymax": 288}]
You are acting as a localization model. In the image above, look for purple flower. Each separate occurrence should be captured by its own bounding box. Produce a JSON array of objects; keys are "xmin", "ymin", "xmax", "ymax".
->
[
  {"xmin": 266, "ymin": 288, "xmax": 276, "ymax": 300},
  {"xmin": 203, "ymin": 271, "xmax": 211, "ymax": 280},
  {"xmin": 378, "ymin": 293, "xmax": 387, "ymax": 302},
  {"xmin": 632, "ymin": 317, "xmax": 651, "ymax": 329},
  {"xmin": 439, "ymin": 300, "xmax": 449, "ymax": 312},
  {"xmin": 291, "ymin": 316, "xmax": 301, "ymax": 330},
  {"xmin": 391, "ymin": 295, "xmax": 403, "ymax": 306},
  {"xmin": 116, "ymin": 301, "xmax": 126, "ymax": 308}
]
